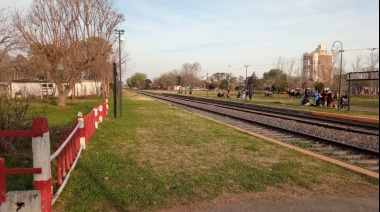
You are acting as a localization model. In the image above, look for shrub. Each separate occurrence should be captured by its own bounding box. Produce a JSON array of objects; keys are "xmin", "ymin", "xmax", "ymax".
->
[{"xmin": 0, "ymin": 98, "xmax": 46, "ymax": 159}]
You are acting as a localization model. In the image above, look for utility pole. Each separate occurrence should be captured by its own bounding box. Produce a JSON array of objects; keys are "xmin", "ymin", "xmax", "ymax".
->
[
  {"xmin": 244, "ymin": 65, "xmax": 250, "ymax": 100},
  {"xmin": 206, "ymin": 70, "xmax": 209, "ymax": 97},
  {"xmin": 227, "ymin": 65, "xmax": 231, "ymax": 91},
  {"xmin": 115, "ymin": 29, "xmax": 125, "ymax": 118},
  {"xmin": 113, "ymin": 63, "xmax": 117, "ymax": 118}
]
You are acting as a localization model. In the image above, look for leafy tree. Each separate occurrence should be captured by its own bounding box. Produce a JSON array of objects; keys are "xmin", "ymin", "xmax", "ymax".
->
[
  {"xmin": 315, "ymin": 82, "xmax": 324, "ymax": 91},
  {"xmin": 247, "ymin": 71, "xmax": 259, "ymax": 90},
  {"xmin": 211, "ymin": 73, "xmax": 228, "ymax": 90},
  {"xmin": 127, "ymin": 72, "xmax": 147, "ymax": 89},
  {"xmin": 141, "ymin": 78, "xmax": 152, "ymax": 89},
  {"xmin": 263, "ymin": 69, "xmax": 288, "ymax": 93}
]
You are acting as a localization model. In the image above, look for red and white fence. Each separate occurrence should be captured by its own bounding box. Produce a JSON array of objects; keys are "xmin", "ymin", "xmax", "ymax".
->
[{"xmin": 0, "ymin": 99, "xmax": 108, "ymax": 212}]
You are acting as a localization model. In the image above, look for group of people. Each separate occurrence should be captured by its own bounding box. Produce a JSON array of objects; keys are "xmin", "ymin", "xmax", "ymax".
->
[
  {"xmin": 288, "ymin": 89, "xmax": 302, "ymax": 98},
  {"xmin": 217, "ymin": 89, "xmax": 232, "ymax": 98},
  {"xmin": 217, "ymin": 89, "xmax": 254, "ymax": 100},
  {"xmin": 236, "ymin": 89, "xmax": 253, "ymax": 100},
  {"xmin": 301, "ymin": 88, "xmax": 337, "ymax": 108}
]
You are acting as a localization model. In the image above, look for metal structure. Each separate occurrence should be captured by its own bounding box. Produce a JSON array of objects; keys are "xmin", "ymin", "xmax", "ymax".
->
[{"xmin": 346, "ymin": 71, "xmax": 379, "ymax": 111}]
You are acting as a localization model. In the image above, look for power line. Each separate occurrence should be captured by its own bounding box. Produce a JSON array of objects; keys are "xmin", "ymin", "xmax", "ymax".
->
[
  {"xmin": 250, "ymin": 63, "xmax": 273, "ymax": 66},
  {"xmin": 344, "ymin": 48, "xmax": 379, "ymax": 52}
]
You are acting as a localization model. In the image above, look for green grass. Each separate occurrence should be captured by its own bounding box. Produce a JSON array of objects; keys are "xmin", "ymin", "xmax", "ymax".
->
[
  {"xmin": 36, "ymin": 98, "xmax": 105, "ymax": 126},
  {"xmin": 50, "ymin": 92, "xmax": 378, "ymax": 212},
  {"xmin": 3, "ymin": 93, "xmax": 378, "ymax": 211}
]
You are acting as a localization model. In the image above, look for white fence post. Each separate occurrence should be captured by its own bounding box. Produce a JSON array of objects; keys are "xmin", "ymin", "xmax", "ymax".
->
[
  {"xmin": 31, "ymin": 118, "xmax": 52, "ymax": 212},
  {"xmin": 77, "ymin": 112, "xmax": 86, "ymax": 149},
  {"xmin": 98, "ymin": 105, "xmax": 103, "ymax": 123},
  {"xmin": 93, "ymin": 106, "xmax": 99, "ymax": 129}
]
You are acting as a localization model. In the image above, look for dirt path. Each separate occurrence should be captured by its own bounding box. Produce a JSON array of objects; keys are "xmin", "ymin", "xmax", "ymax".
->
[
  {"xmin": 202, "ymin": 194, "xmax": 379, "ymax": 212},
  {"xmin": 160, "ymin": 185, "xmax": 379, "ymax": 212}
]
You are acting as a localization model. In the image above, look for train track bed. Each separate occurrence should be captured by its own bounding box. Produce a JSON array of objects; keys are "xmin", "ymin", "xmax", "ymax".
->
[{"xmin": 134, "ymin": 91, "xmax": 379, "ymax": 177}]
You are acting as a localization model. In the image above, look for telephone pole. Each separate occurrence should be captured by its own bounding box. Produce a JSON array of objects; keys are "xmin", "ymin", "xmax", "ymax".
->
[
  {"xmin": 244, "ymin": 65, "xmax": 250, "ymax": 101},
  {"xmin": 115, "ymin": 29, "xmax": 125, "ymax": 117}
]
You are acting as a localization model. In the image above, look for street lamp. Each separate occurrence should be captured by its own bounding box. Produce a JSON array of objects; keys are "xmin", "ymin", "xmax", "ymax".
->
[
  {"xmin": 115, "ymin": 29, "xmax": 124, "ymax": 117},
  {"xmin": 331, "ymin": 41, "xmax": 344, "ymax": 111}
]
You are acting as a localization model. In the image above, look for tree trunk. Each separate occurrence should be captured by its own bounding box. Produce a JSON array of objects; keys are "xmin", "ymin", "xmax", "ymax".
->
[{"xmin": 57, "ymin": 87, "xmax": 71, "ymax": 107}]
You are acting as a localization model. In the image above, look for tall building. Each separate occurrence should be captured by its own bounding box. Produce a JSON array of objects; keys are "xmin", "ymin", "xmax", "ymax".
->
[{"xmin": 302, "ymin": 44, "xmax": 333, "ymax": 89}]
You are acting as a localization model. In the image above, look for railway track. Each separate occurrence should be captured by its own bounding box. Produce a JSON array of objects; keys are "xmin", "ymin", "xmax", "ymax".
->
[{"xmin": 133, "ymin": 90, "xmax": 379, "ymax": 177}]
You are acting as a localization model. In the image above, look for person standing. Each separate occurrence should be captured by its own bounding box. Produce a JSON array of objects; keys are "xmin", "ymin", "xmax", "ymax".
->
[
  {"xmin": 248, "ymin": 89, "xmax": 253, "ymax": 100},
  {"xmin": 242, "ymin": 89, "xmax": 246, "ymax": 100},
  {"xmin": 312, "ymin": 89, "xmax": 319, "ymax": 106}
]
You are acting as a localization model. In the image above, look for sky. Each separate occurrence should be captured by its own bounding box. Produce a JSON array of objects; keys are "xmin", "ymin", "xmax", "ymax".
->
[{"xmin": 2, "ymin": 0, "xmax": 379, "ymax": 81}]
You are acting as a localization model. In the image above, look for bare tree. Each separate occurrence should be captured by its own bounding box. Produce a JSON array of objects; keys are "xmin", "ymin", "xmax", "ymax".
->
[
  {"xmin": 285, "ymin": 58, "xmax": 296, "ymax": 89},
  {"xmin": 153, "ymin": 71, "xmax": 178, "ymax": 89},
  {"xmin": 13, "ymin": 0, "xmax": 124, "ymax": 106},
  {"xmin": 0, "ymin": 7, "xmax": 21, "ymax": 82},
  {"xmin": 293, "ymin": 55, "xmax": 304, "ymax": 89},
  {"xmin": 273, "ymin": 56, "xmax": 287, "ymax": 71},
  {"xmin": 0, "ymin": 8, "xmax": 19, "ymax": 63},
  {"xmin": 367, "ymin": 52, "xmax": 379, "ymax": 72},
  {"xmin": 179, "ymin": 62, "xmax": 202, "ymax": 88},
  {"xmin": 351, "ymin": 55, "xmax": 364, "ymax": 72}
]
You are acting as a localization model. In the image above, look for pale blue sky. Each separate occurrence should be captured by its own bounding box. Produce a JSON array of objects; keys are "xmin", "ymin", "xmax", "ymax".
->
[
  {"xmin": 117, "ymin": 0, "xmax": 379, "ymax": 80},
  {"xmin": 2, "ymin": 0, "xmax": 379, "ymax": 80}
]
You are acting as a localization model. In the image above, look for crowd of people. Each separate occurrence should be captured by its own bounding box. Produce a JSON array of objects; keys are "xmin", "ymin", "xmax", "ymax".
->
[
  {"xmin": 217, "ymin": 89, "xmax": 254, "ymax": 100},
  {"xmin": 207, "ymin": 87, "xmax": 346, "ymax": 109},
  {"xmin": 299, "ymin": 88, "xmax": 338, "ymax": 108},
  {"xmin": 236, "ymin": 89, "xmax": 253, "ymax": 100}
]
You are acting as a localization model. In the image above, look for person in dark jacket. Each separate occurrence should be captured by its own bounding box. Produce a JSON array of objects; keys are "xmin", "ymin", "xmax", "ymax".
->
[
  {"xmin": 248, "ymin": 89, "xmax": 253, "ymax": 100},
  {"xmin": 327, "ymin": 91, "xmax": 333, "ymax": 107}
]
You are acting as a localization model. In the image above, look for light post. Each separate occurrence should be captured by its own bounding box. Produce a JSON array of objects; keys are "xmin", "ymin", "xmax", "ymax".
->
[
  {"xmin": 332, "ymin": 41, "xmax": 344, "ymax": 111},
  {"xmin": 115, "ymin": 29, "xmax": 124, "ymax": 117},
  {"xmin": 244, "ymin": 65, "xmax": 250, "ymax": 100}
]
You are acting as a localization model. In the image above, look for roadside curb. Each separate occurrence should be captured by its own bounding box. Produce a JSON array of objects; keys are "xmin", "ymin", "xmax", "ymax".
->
[{"xmin": 312, "ymin": 111, "xmax": 379, "ymax": 124}]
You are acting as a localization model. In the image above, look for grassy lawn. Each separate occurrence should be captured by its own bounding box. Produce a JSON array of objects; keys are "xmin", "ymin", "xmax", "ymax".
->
[
  {"xmin": 155, "ymin": 90, "xmax": 379, "ymax": 118},
  {"xmin": 51, "ymin": 92, "xmax": 378, "ymax": 212}
]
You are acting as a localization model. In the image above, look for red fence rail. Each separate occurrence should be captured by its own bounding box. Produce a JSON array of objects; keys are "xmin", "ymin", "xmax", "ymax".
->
[{"xmin": 0, "ymin": 99, "xmax": 108, "ymax": 212}]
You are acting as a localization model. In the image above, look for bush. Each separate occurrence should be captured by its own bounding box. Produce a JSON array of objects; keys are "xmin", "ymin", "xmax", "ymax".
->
[{"xmin": 0, "ymin": 98, "xmax": 46, "ymax": 159}]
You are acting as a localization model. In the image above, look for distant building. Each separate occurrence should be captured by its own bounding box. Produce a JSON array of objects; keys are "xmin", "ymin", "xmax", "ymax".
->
[
  {"xmin": 302, "ymin": 44, "xmax": 333, "ymax": 89},
  {"xmin": 5, "ymin": 79, "xmax": 101, "ymax": 99}
]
